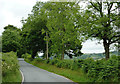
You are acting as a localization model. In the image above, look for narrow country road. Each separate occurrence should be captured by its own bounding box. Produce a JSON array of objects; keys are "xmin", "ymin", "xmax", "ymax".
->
[{"xmin": 18, "ymin": 58, "xmax": 76, "ymax": 84}]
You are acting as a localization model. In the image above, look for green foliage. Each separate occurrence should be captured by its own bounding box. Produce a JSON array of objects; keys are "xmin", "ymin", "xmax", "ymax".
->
[
  {"xmin": 28, "ymin": 59, "xmax": 91, "ymax": 82},
  {"xmin": 2, "ymin": 51, "xmax": 21, "ymax": 82},
  {"xmin": 30, "ymin": 55, "xmax": 119, "ymax": 82},
  {"xmin": 21, "ymin": 1, "xmax": 83, "ymax": 59},
  {"xmin": 49, "ymin": 59, "xmax": 59, "ymax": 65},
  {"xmin": 34, "ymin": 58, "xmax": 43, "ymax": 62},
  {"xmin": 21, "ymin": 2, "xmax": 47, "ymax": 59},
  {"xmin": 42, "ymin": 2, "xmax": 83, "ymax": 59},
  {"xmin": 2, "ymin": 52, "xmax": 19, "ymax": 76},
  {"xmin": 86, "ymin": 56, "xmax": 119, "ymax": 82},
  {"xmin": 79, "ymin": 2, "xmax": 120, "ymax": 59},
  {"xmin": 22, "ymin": 53, "xmax": 32, "ymax": 62},
  {"xmin": 44, "ymin": 59, "xmax": 50, "ymax": 64},
  {"xmin": 2, "ymin": 25, "xmax": 21, "ymax": 56}
]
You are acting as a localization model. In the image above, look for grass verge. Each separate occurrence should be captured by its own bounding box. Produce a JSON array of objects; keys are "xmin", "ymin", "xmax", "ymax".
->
[
  {"xmin": 2, "ymin": 69, "xmax": 22, "ymax": 83},
  {"xmin": 26, "ymin": 60, "xmax": 93, "ymax": 83}
]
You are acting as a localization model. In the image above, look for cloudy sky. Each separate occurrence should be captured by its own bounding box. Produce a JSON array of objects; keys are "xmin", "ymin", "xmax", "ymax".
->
[{"xmin": 0, "ymin": 0, "xmax": 107, "ymax": 54}]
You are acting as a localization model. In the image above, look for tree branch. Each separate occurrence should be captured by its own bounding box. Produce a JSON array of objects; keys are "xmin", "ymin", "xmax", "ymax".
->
[
  {"xmin": 90, "ymin": 2, "xmax": 100, "ymax": 11},
  {"xmin": 109, "ymin": 38, "xmax": 120, "ymax": 44},
  {"xmin": 109, "ymin": 3, "xmax": 113, "ymax": 11}
]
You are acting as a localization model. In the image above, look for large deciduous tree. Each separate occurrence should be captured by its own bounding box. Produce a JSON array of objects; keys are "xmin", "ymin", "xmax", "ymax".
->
[
  {"xmin": 41, "ymin": 2, "xmax": 83, "ymax": 59},
  {"xmin": 79, "ymin": 1, "xmax": 120, "ymax": 60},
  {"xmin": 21, "ymin": 2, "xmax": 47, "ymax": 59},
  {"xmin": 2, "ymin": 25, "xmax": 21, "ymax": 53}
]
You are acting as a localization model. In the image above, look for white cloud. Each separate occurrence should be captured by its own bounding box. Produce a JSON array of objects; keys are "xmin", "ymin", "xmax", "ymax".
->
[
  {"xmin": 0, "ymin": 0, "xmax": 50, "ymax": 35},
  {"xmin": 81, "ymin": 39, "xmax": 105, "ymax": 53},
  {"xmin": 0, "ymin": 0, "xmax": 38, "ymax": 35}
]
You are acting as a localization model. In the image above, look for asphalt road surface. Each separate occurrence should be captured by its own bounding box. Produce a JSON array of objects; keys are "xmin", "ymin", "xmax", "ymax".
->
[{"xmin": 18, "ymin": 58, "xmax": 76, "ymax": 84}]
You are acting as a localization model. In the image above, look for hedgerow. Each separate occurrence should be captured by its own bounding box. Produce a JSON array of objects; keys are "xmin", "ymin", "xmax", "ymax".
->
[{"xmin": 25, "ymin": 55, "xmax": 120, "ymax": 82}]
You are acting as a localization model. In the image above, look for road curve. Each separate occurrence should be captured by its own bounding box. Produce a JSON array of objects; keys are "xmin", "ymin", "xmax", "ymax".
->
[{"xmin": 18, "ymin": 58, "xmax": 76, "ymax": 84}]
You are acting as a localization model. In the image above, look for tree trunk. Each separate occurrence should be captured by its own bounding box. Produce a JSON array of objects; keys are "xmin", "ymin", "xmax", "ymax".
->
[
  {"xmin": 118, "ymin": 41, "xmax": 120, "ymax": 56},
  {"xmin": 46, "ymin": 32, "xmax": 48, "ymax": 59},
  {"xmin": 31, "ymin": 50, "xmax": 37, "ymax": 59},
  {"xmin": 118, "ymin": 2, "xmax": 120, "ymax": 56},
  {"xmin": 103, "ymin": 39, "xmax": 110, "ymax": 60}
]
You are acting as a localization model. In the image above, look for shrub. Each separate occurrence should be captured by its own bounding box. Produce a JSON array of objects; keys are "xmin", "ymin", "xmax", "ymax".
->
[
  {"xmin": 44, "ymin": 59, "xmax": 50, "ymax": 64},
  {"xmin": 81, "ymin": 58, "xmax": 94, "ymax": 73},
  {"xmin": 71, "ymin": 60, "xmax": 78, "ymax": 70},
  {"xmin": 27, "ymin": 54, "xmax": 119, "ymax": 82},
  {"xmin": 61, "ymin": 60, "xmax": 73, "ymax": 69},
  {"xmin": 49, "ymin": 59, "xmax": 59, "ymax": 65},
  {"xmin": 34, "ymin": 58, "xmax": 43, "ymax": 62},
  {"xmin": 77, "ymin": 59, "xmax": 84, "ymax": 68},
  {"xmin": 86, "ymin": 55, "xmax": 119, "ymax": 82},
  {"xmin": 2, "ymin": 51, "xmax": 19, "ymax": 77},
  {"xmin": 22, "ymin": 53, "xmax": 33, "ymax": 62},
  {"xmin": 56, "ymin": 60, "xmax": 63, "ymax": 68}
]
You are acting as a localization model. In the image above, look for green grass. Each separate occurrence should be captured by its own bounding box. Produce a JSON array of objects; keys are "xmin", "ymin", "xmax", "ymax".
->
[
  {"xmin": 2, "ymin": 69, "xmax": 22, "ymax": 83},
  {"xmin": 27, "ymin": 60, "xmax": 93, "ymax": 83}
]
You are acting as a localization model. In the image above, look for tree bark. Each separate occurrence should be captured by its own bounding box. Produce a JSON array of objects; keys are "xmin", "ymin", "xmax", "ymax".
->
[
  {"xmin": 118, "ymin": 2, "xmax": 120, "ymax": 56},
  {"xmin": 103, "ymin": 39, "xmax": 110, "ymax": 60}
]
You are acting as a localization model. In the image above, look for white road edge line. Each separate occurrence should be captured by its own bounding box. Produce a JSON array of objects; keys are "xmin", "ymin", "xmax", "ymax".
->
[{"xmin": 19, "ymin": 69, "xmax": 24, "ymax": 84}]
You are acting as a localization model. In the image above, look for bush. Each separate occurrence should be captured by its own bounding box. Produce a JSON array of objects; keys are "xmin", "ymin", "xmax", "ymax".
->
[
  {"xmin": 56, "ymin": 60, "xmax": 63, "ymax": 68},
  {"xmin": 34, "ymin": 58, "xmax": 43, "ymax": 62},
  {"xmin": 49, "ymin": 59, "xmax": 59, "ymax": 65},
  {"xmin": 22, "ymin": 53, "xmax": 33, "ymax": 62},
  {"xmin": 71, "ymin": 60, "xmax": 78, "ymax": 70},
  {"xmin": 77, "ymin": 59, "xmax": 84, "ymax": 68},
  {"xmin": 60, "ymin": 60, "xmax": 73, "ymax": 69},
  {"xmin": 2, "ymin": 51, "xmax": 19, "ymax": 77},
  {"xmin": 81, "ymin": 58, "xmax": 94, "ymax": 73},
  {"xmin": 27, "ymin": 54, "xmax": 119, "ymax": 82},
  {"xmin": 48, "ymin": 59, "xmax": 79, "ymax": 70},
  {"xmin": 86, "ymin": 56, "xmax": 119, "ymax": 82},
  {"xmin": 44, "ymin": 59, "xmax": 50, "ymax": 64}
]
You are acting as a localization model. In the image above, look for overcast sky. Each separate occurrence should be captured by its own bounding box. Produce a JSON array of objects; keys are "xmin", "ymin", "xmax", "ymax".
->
[{"xmin": 0, "ymin": 0, "xmax": 108, "ymax": 54}]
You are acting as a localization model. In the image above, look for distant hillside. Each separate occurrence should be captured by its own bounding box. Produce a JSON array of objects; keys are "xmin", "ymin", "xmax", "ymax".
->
[{"xmin": 78, "ymin": 51, "xmax": 118, "ymax": 60}]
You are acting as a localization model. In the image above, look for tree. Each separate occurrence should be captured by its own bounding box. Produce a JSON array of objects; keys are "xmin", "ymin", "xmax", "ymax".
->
[
  {"xmin": 21, "ymin": 1, "xmax": 83, "ymax": 59},
  {"xmin": 79, "ymin": 1, "xmax": 120, "ymax": 60},
  {"xmin": 21, "ymin": 2, "xmax": 47, "ymax": 59},
  {"xmin": 41, "ymin": 2, "xmax": 83, "ymax": 59},
  {"xmin": 2, "ymin": 25, "xmax": 21, "ymax": 53}
]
